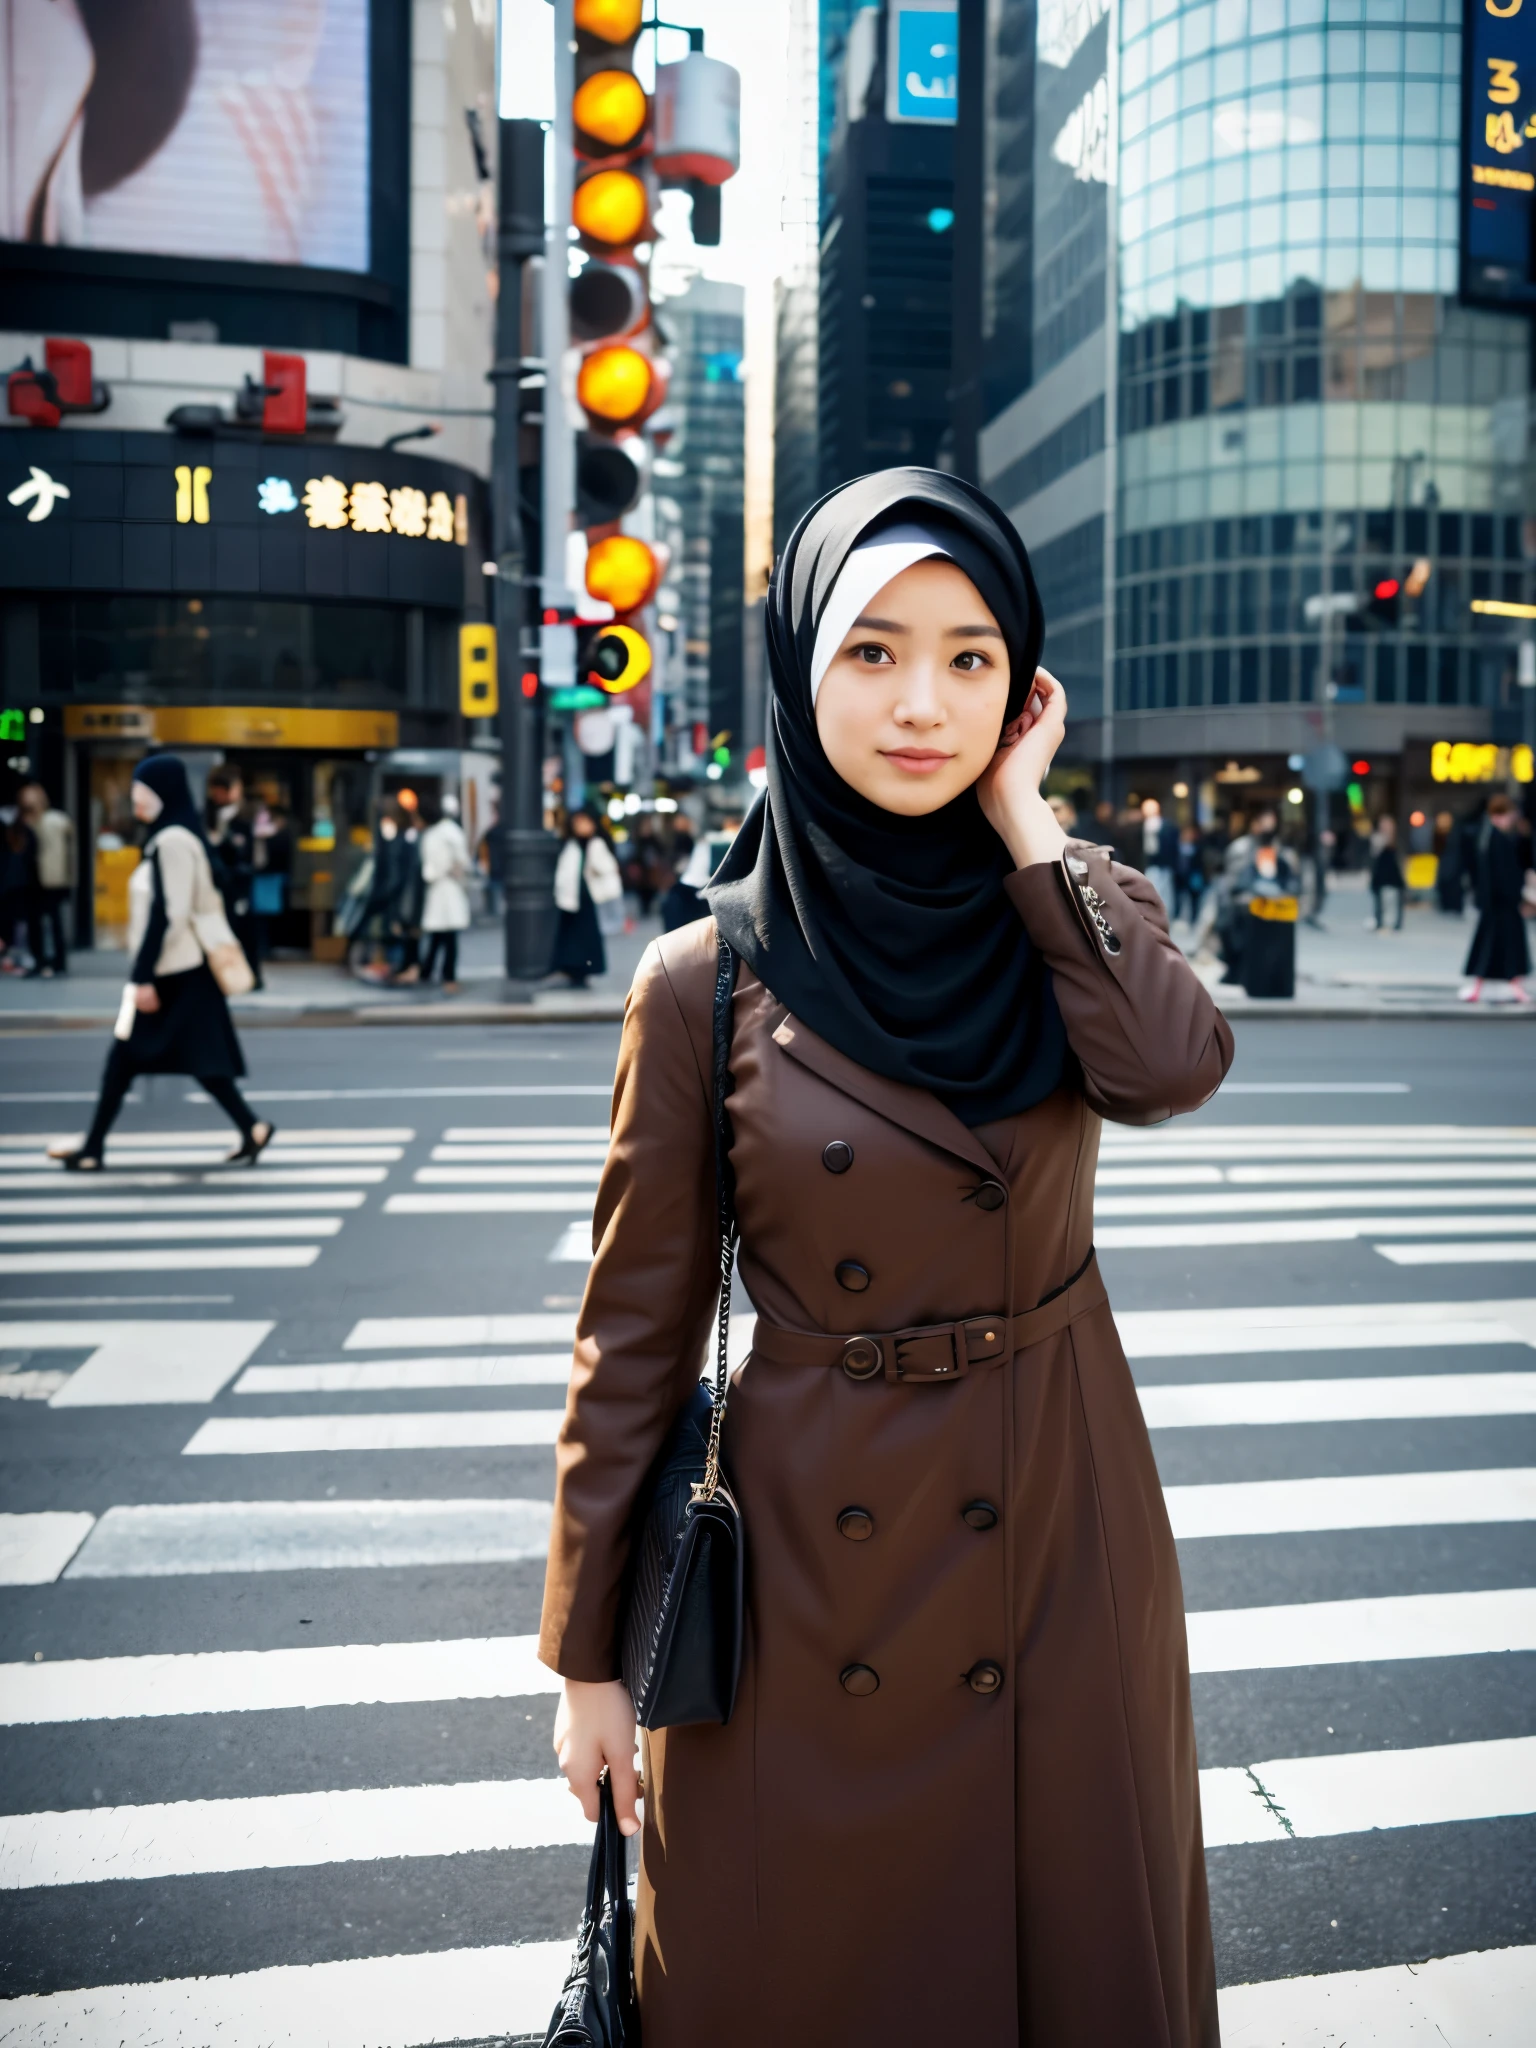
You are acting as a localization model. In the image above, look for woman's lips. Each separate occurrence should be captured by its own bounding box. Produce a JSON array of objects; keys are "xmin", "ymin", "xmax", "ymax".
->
[{"xmin": 880, "ymin": 749, "xmax": 953, "ymax": 775}]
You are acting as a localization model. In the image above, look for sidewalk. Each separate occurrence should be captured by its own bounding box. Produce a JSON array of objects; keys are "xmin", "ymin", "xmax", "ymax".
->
[{"xmin": 0, "ymin": 878, "xmax": 1528, "ymax": 1027}]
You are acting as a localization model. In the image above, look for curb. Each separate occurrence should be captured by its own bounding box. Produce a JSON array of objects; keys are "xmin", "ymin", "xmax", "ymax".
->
[
  {"xmin": 1216, "ymin": 999, "xmax": 1536, "ymax": 1021},
  {"xmin": 0, "ymin": 999, "xmax": 630, "ymax": 1033}
]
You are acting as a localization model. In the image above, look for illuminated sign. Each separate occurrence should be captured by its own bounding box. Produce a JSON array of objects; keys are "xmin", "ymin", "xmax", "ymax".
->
[
  {"xmin": 1431, "ymin": 739, "xmax": 1535, "ymax": 783},
  {"xmin": 5, "ymin": 466, "xmax": 70, "ymax": 522},
  {"xmin": 0, "ymin": 709, "xmax": 25, "ymax": 743},
  {"xmin": 887, "ymin": 2, "xmax": 958, "ymax": 125},
  {"xmin": 268, "ymin": 475, "xmax": 466, "ymax": 541},
  {"xmin": 257, "ymin": 476, "xmax": 299, "ymax": 515},
  {"xmin": 174, "ymin": 465, "xmax": 212, "ymax": 524},
  {"xmin": 1462, "ymin": 0, "xmax": 1536, "ymax": 307}
]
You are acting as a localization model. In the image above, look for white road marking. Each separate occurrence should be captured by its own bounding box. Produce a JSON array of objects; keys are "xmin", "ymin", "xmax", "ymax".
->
[
  {"xmin": 1185, "ymin": 1587, "xmax": 1536, "ymax": 1672},
  {"xmin": 0, "ymin": 1775, "xmax": 589, "ymax": 1889},
  {"xmin": 0, "ymin": 1513, "xmax": 96, "ymax": 1585},
  {"xmin": 1096, "ymin": 1187, "xmax": 1536, "ymax": 1216},
  {"xmin": 0, "ymin": 1192, "xmax": 367, "ymax": 1216},
  {"xmin": 429, "ymin": 1147, "xmax": 604, "ymax": 1168},
  {"xmin": 0, "ymin": 1940, "xmax": 573, "ymax": 2048},
  {"xmin": 441, "ymin": 1126, "xmax": 608, "ymax": 1140},
  {"xmin": 1099, "ymin": 1140, "xmax": 1536, "ymax": 1162},
  {"xmin": 1094, "ymin": 1166, "xmax": 1226, "ymax": 1187},
  {"xmin": 391, "ymin": 1191, "xmax": 598, "ymax": 1212},
  {"xmin": 1378, "ymin": 1241, "xmax": 1536, "ymax": 1264},
  {"xmin": 345, "ymin": 1313, "xmax": 578, "ymax": 1349},
  {"xmin": 1217, "ymin": 1943, "xmax": 1536, "ymax": 2047},
  {"xmin": 0, "ymin": 1147, "xmax": 400, "ymax": 1170},
  {"xmin": 1199, "ymin": 1735, "xmax": 1536, "ymax": 1847},
  {"xmin": 0, "ymin": 1633, "xmax": 558, "ymax": 1725},
  {"xmin": 1232, "ymin": 1161, "xmax": 1536, "ymax": 1185},
  {"xmin": 236, "ymin": 1354, "xmax": 573, "ymax": 1393},
  {"xmin": 0, "ymin": 1320, "xmax": 271, "ymax": 1407},
  {"xmin": 182, "ymin": 1410, "xmax": 566, "ymax": 1455},
  {"xmin": 231, "ymin": 1084, "xmax": 614, "ymax": 1098},
  {"xmin": 0, "ymin": 1247, "xmax": 321, "ymax": 1274},
  {"xmin": 1098, "ymin": 1215, "xmax": 1536, "ymax": 1249},
  {"xmin": 1217, "ymin": 1082, "xmax": 1411, "ymax": 1093},
  {"xmin": 0, "ymin": 1168, "xmax": 391, "ymax": 1191},
  {"xmin": 1139, "ymin": 1372, "xmax": 1536, "ymax": 1428},
  {"xmin": 1106, "ymin": 1123, "xmax": 1536, "ymax": 1142},
  {"xmin": 0, "ymin": 1218, "xmax": 344, "ymax": 1243},
  {"xmin": 410, "ymin": 1170, "xmax": 602, "ymax": 1194},
  {"xmin": 550, "ymin": 1220, "xmax": 593, "ymax": 1261},
  {"xmin": 0, "ymin": 1130, "xmax": 415, "ymax": 1148},
  {"xmin": 1114, "ymin": 1297, "xmax": 1536, "ymax": 1357},
  {"xmin": 65, "ymin": 1498, "xmax": 554, "ymax": 1578},
  {"xmin": 1166, "ymin": 1467, "xmax": 1536, "ymax": 1538}
]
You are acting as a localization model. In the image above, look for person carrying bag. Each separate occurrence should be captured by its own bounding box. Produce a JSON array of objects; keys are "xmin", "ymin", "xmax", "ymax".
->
[{"xmin": 49, "ymin": 754, "xmax": 272, "ymax": 1172}]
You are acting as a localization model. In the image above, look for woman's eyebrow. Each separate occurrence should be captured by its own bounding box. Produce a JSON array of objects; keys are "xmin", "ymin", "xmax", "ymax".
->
[
  {"xmin": 944, "ymin": 622, "xmax": 1004, "ymax": 639},
  {"xmin": 850, "ymin": 613, "xmax": 906, "ymax": 632}
]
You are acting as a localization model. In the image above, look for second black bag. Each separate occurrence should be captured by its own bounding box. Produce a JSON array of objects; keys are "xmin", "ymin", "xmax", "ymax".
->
[{"xmin": 619, "ymin": 931, "xmax": 745, "ymax": 1730}]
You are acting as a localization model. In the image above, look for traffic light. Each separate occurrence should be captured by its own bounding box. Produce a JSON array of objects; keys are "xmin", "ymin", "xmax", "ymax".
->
[
  {"xmin": 459, "ymin": 623, "xmax": 498, "ymax": 717},
  {"xmin": 577, "ymin": 620, "xmax": 652, "ymax": 694},
  {"xmin": 1365, "ymin": 574, "xmax": 1401, "ymax": 627}
]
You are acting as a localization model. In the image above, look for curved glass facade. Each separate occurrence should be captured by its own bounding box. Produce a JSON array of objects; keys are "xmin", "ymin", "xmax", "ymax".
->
[{"xmin": 1113, "ymin": 0, "xmax": 1533, "ymax": 733}]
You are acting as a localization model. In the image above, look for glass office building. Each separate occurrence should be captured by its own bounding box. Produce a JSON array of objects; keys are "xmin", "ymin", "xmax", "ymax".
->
[{"xmin": 978, "ymin": 0, "xmax": 1535, "ymax": 822}]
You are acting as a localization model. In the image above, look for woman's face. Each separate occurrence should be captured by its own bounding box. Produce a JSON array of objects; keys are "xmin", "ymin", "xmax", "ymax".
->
[
  {"xmin": 572, "ymin": 812, "xmax": 595, "ymax": 840},
  {"xmin": 814, "ymin": 557, "xmax": 1011, "ymax": 816},
  {"xmin": 130, "ymin": 781, "xmax": 163, "ymax": 823}
]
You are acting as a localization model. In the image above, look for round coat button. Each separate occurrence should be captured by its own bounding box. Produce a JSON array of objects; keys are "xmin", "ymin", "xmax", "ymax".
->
[
  {"xmin": 835, "ymin": 1260, "xmax": 871, "ymax": 1292},
  {"xmin": 822, "ymin": 1140, "xmax": 854, "ymax": 1174},
  {"xmin": 967, "ymin": 1660, "xmax": 1004, "ymax": 1695},
  {"xmin": 841, "ymin": 1337, "xmax": 881, "ymax": 1380},
  {"xmin": 973, "ymin": 1180, "xmax": 1007, "ymax": 1212},
  {"xmin": 962, "ymin": 1500, "xmax": 999, "ymax": 1531},
  {"xmin": 840, "ymin": 1663, "xmax": 880, "ymax": 1696},
  {"xmin": 837, "ymin": 1506, "xmax": 875, "ymax": 1541}
]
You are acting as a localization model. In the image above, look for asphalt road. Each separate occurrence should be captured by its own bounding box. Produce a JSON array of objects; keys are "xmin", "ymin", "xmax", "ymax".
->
[{"xmin": 0, "ymin": 1016, "xmax": 1532, "ymax": 2043}]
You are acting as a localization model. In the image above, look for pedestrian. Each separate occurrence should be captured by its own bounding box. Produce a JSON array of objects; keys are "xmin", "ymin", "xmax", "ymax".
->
[
  {"xmin": 0, "ymin": 805, "xmax": 40, "ymax": 973},
  {"xmin": 550, "ymin": 807, "xmax": 622, "ymax": 987},
  {"xmin": 1216, "ymin": 808, "xmax": 1256, "ymax": 985},
  {"xmin": 1139, "ymin": 795, "xmax": 1178, "ymax": 911},
  {"xmin": 541, "ymin": 469, "xmax": 1230, "ymax": 2046},
  {"xmin": 1238, "ymin": 818, "xmax": 1300, "ymax": 997},
  {"xmin": 47, "ymin": 755, "xmax": 272, "ymax": 1171},
  {"xmin": 419, "ymin": 794, "xmax": 471, "ymax": 992},
  {"xmin": 478, "ymin": 804, "xmax": 505, "ymax": 918},
  {"xmin": 390, "ymin": 803, "xmax": 426, "ymax": 983},
  {"xmin": 658, "ymin": 827, "xmax": 711, "ymax": 932},
  {"xmin": 1434, "ymin": 809, "xmax": 1464, "ymax": 915},
  {"xmin": 17, "ymin": 781, "xmax": 74, "ymax": 976},
  {"xmin": 1368, "ymin": 815, "xmax": 1405, "ymax": 931},
  {"xmin": 1173, "ymin": 821, "xmax": 1206, "ymax": 927},
  {"xmin": 1460, "ymin": 794, "xmax": 1531, "ymax": 1003},
  {"xmin": 205, "ymin": 767, "xmax": 264, "ymax": 989}
]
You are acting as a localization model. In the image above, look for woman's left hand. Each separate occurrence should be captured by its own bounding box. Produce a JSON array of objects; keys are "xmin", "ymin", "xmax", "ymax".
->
[
  {"xmin": 132, "ymin": 983, "xmax": 161, "ymax": 1015},
  {"xmin": 975, "ymin": 667, "xmax": 1070, "ymax": 869}
]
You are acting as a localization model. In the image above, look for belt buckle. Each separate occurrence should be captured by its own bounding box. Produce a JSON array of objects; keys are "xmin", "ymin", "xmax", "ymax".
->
[
  {"xmin": 840, "ymin": 1334, "xmax": 883, "ymax": 1381},
  {"xmin": 887, "ymin": 1325, "xmax": 967, "ymax": 1384}
]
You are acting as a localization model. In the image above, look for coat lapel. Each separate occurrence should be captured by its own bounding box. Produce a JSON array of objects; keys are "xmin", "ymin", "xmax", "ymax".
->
[{"xmin": 770, "ymin": 1010, "xmax": 1003, "ymax": 1179}]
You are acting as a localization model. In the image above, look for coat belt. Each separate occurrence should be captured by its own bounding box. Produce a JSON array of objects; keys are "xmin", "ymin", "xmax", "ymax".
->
[{"xmin": 749, "ymin": 1253, "xmax": 1108, "ymax": 1385}]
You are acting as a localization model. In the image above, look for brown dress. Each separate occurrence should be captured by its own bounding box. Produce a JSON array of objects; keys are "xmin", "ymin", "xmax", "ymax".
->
[{"xmin": 539, "ymin": 840, "xmax": 1234, "ymax": 2046}]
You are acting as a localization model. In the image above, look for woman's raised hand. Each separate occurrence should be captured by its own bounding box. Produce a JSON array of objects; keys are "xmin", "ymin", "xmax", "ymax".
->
[
  {"xmin": 975, "ymin": 667, "xmax": 1070, "ymax": 869},
  {"xmin": 132, "ymin": 983, "xmax": 161, "ymax": 1014},
  {"xmin": 554, "ymin": 1677, "xmax": 642, "ymax": 1835}
]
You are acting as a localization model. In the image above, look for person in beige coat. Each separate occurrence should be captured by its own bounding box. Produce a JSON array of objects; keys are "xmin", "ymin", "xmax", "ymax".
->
[{"xmin": 540, "ymin": 472, "xmax": 1231, "ymax": 2046}]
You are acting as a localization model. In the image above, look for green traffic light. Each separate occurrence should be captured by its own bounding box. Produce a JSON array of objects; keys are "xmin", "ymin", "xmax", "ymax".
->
[{"xmin": 712, "ymin": 747, "xmax": 731, "ymax": 767}]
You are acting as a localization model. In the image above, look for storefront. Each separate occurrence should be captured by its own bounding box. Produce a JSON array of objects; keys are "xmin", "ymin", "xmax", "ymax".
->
[{"xmin": 1, "ymin": 430, "xmax": 489, "ymax": 954}]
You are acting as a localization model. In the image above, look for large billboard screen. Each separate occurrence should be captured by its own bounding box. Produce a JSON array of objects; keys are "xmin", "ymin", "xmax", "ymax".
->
[
  {"xmin": 2, "ymin": 0, "xmax": 370, "ymax": 273},
  {"xmin": 1461, "ymin": 0, "xmax": 1536, "ymax": 309}
]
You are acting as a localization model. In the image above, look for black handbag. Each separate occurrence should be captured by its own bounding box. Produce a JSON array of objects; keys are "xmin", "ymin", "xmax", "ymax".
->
[
  {"xmin": 541, "ymin": 1772, "xmax": 639, "ymax": 2048},
  {"xmin": 619, "ymin": 930, "xmax": 746, "ymax": 1730}
]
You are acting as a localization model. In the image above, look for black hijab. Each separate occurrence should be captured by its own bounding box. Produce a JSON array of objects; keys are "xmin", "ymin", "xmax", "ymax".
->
[
  {"xmin": 705, "ymin": 468, "xmax": 1068, "ymax": 1126},
  {"xmin": 134, "ymin": 753, "xmax": 206, "ymax": 851}
]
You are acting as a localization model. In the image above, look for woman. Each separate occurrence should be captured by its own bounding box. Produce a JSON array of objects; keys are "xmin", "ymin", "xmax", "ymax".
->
[
  {"xmin": 549, "ymin": 808, "xmax": 622, "ymax": 987},
  {"xmin": 540, "ymin": 470, "xmax": 1231, "ymax": 2045},
  {"xmin": 1368, "ymin": 814, "xmax": 1404, "ymax": 931},
  {"xmin": 1460, "ymin": 793, "xmax": 1531, "ymax": 1003},
  {"xmin": 418, "ymin": 794, "xmax": 471, "ymax": 992},
  {"xmin": 48, "ymin": 755, "xmax": 273, "ymax": 1171}
]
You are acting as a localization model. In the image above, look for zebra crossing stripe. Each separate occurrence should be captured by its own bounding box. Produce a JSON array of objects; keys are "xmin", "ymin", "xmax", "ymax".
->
[
  {"xmin": 0, "ymin": 1512, "xmax": 96, "ymax": 1585},
  {"xmin": 408, "ymin": 1171, "xmax": 602, "ymax": 1195},
  {"xmin": 0, "ymin": 1218, "xmax": 345, "ymax": 1243},
  {"xmin": 345, "ymin": 1313, "xmax": 579, "ymax": 1348},
  {"xmin": 1139, "ymin": 1372, "xmax": 1536, "ymax": 1428},
  {"xmin": 0, "ymin": 1148, "xmax": 401, "ymax": 1169},
  {"xmin": 0, "ymin": 1129, "xmax": 415, "ymax": 1147},
  {"xmin": 1216, "ymin": 1942, "xmax": 1536, "ymax": 2043},
  {"xmin": 1165, "ymin": 1467, "xmax": 1536, "ymax": 1538},
  {"xmin": 236, "ymin": 1354, "xmax": 574, "ymax": 1393},
  {"xmin": 391, "ymin": 1188, "xmax": 599, "ymax": 1209},
  {"xmin": 1097, "ymin": 1187, "xmax": 1536, "ymax": 1215},
  {"xmin": 181, "ymin": 1410, "xmax": 567, "ymax": 1455},
  {"xmin": 0, "ymin": 1320, "xmax": 272, "ymax": 1406},
  {"xmin": 1199, "ymin": 1734, "xmax": 1536, "ymax": 1847},
  {"xmin": 0, "ymin": 1635, "xmax": 559, "ymax": 1725},
  {"xmin": 0, "ymin": 1192, "xmax": 367, "ymax": 1217},
  {"xmin": 1098, "ymin": 1216, "xmax": 1536, "ymax": 1250},
  {"xmin": 1185, "ymin": 1587, "xmax": 1536, "ymax": 1672},
  {"xmin": 0, "ymin": 1247, "xmax": 322, "ymax": 1274},
  {"xmin": 1113, "ymin": 1298, "xmax": 1536, "ymax": 1356},
  {"xmin": 1380, "ymin": 1241, "xmax": 1536, "ymax": 1265},
  {"xmin": 0, "ymin": 1939, "xmax": 574, "ymax": 2048},
  {"xmin": 0, "ymin": 1776, "xmax": 590, "ymax": 1888}
]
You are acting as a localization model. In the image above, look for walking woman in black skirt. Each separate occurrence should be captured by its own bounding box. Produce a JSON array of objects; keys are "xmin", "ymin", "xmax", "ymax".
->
[{"xmin": 49, "ymin": 756, "xmax": 275, "ymax": 1171}]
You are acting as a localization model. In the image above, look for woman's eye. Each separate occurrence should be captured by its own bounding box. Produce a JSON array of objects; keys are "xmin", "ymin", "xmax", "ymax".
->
[
  {"xmin": 952, "ymin": 650, "xmax": 990, "ymax": 672},
  {"xmin": 851, "ymin": 643, "xmax": 893, "ymax": 665}
]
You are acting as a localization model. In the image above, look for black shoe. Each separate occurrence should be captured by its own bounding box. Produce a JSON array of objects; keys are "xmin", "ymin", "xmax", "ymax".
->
[
  {"xmin": 226, "ymin": 1120, "xmax": 276, "ymax": 1165},
  {"xmin": 49, "ymin": 1145, "xmax": 103, "ymax": 1171}
]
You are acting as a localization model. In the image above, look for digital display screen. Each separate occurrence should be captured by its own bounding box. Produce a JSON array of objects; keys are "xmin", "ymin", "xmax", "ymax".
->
[
  {"xmin": 886, "ymin": 2, "xmax": 958, "ymax": 126},
  {"xmin": 3, "ymin": 0, "xmax": 370, "ymax": 274},
  {"xmin": 1462, "ymin": 0, "xmax": 1536, "ymax": 308}
]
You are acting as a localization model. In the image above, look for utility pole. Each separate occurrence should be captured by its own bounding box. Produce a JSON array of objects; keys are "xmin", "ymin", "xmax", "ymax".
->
[{"xmin": 492, "ymin": 117, "xmax": 559, "ymax": 981}]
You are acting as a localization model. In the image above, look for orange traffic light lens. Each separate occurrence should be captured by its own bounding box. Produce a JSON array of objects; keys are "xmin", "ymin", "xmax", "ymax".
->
[
  {"xmin": 589, "ymin": 622, "xmax": 653, "ymax": 692},
  {"xmin": 574, "ymin": 70, "xmax": 647, "ymax": 148},
  {"xmin": 575, "ymin": 0, "xmax": 643, "ymax": 41},
  {"xmin": 573, "ymin": 167, "xmax": 648, "ymax": 245},
  {"xmin": 577, "ymin": 344, "xmax": 654, "ymax": 424},
  {"xmin": 586, "ymin": 535, "xmax": 659, "ymax": 614}
]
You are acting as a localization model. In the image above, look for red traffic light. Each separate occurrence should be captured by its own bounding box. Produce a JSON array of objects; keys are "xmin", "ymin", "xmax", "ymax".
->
[
  {"xmin": 1373, "ymin": 578, "xmax": 1400, "ymax": 602},
  {"xmin": 1352, "ymin": 760, "xmax": 1371, "ymax": 776}
]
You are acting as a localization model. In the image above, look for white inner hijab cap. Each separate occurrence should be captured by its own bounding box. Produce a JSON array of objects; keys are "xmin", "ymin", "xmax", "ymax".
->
[{"xmin": 808, "ymin": 522, "xmax": 953, "ymax": 707}]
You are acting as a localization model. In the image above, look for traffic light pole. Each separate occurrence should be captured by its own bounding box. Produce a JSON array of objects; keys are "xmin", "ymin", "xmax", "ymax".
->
[{"xmin": 493, "ymin": 117, "xmax": 559, "ymax": 983}]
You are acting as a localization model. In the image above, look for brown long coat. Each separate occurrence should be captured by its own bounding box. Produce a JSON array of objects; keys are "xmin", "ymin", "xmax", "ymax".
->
[{"xmin": 540, "ymin": 842, "xmax": 1234, "ymax": 2046}]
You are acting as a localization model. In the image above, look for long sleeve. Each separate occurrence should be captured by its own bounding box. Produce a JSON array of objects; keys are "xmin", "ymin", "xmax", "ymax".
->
[
  {"xmin": 1005, "ymin": 838, "xmax": 1233, "ymax": 1126},
  {"xmin": 539, "ymin": 935, "xmax": 721, "ymax": 1679},
  {"xmin": 129, "ymin": 852, "xmax": 168, "ymax": 984}
]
